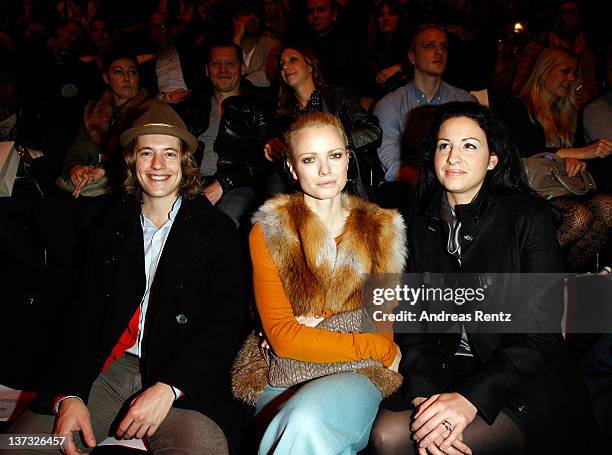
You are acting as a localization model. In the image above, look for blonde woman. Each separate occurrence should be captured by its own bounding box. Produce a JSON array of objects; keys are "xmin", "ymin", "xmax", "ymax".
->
[
  {"xmin": 246, "ymin": 112, "xmax": 404, "ymax": 453},
  {"xmin": 498, "ymin": 47, "xmax": 612, "ymax": 269}
]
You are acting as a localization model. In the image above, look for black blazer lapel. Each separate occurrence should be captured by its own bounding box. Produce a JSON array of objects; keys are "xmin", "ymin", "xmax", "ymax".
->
[
  {"xmin": 122, "ymin": 218, "xmax": 145, "ymax": 274},
  {"xmin": 144, "ymin": 201, "xmax": 212, "ymax": 328}
]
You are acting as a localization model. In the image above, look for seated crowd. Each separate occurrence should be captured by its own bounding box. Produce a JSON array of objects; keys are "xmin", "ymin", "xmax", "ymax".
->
[{"xmin": 1, "ymin": 1, "xmax": 611, "ymax": 454}]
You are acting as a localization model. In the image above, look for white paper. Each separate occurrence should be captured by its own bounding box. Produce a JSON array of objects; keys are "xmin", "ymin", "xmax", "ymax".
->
[
  {"xmin": 97, "ymin": 436, "xmax": 148, "ymax": 450},
  {"xmin": 0, "ymin": 384, "xmax": 36, "ymax": 422},
  {"xmin": 0, "ymin": 141, "xmax": 21, "ymax": 197}
]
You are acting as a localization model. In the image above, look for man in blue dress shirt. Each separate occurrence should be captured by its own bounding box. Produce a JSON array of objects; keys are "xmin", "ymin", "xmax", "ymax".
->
[{"xmin": 375, "ymin": 24, "xmax": 476, "ymax": 182}]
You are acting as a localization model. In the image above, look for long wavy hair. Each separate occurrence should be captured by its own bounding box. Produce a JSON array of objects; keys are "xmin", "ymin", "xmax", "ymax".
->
[
  {"xmin": 123, "ymin": 138, "xmax": 201, "ymax": 200},
  {"xmin": 414, "ymin": 102, "xmax": 535, "ymax": 211},
  {"xmin": 520, "ymin": 47, "xmax": 579, "ymax": 147},
  {"xmin": 276, "ymin": 44, "xmax": 326, "ymax": 118}
]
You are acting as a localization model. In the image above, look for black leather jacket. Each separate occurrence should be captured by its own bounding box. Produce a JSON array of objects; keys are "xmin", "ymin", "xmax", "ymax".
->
[
  {"xmin": 214, "ymin": 93, "xmax": 270, "ymax": 192},
  {"xmin": 390, "ymin": 189, "xmax": 600, "ymax": 453},
  {"xmin": 319, "ymin": 85, "xmax": 383, "ymax": 194},
  {"xmin": 320, "ymin": 85, "xmax": 382, "ymax": 153},
  {"xmin": 275, "ymin": 85, "xmax": 381, "ymax": 154}
]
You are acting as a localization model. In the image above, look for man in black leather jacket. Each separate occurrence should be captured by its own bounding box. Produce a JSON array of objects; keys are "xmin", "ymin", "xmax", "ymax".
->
[{"xmin": 199, "ymin": 42, "xmax": 270, "ymax": 227}]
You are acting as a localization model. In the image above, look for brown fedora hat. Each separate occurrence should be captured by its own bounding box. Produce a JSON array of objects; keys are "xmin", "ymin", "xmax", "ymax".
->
[{"xmin": 119, "ymin": 101, "xmax": 198, "ymax": 154}]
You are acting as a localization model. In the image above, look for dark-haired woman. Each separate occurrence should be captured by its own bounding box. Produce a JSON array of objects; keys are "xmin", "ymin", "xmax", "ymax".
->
[
  {"xmin": 370, "ymin": 102, "xmax": 599, "ymax": 454},
  {"xmin": 263, "ymin": 45, "xmax": 382, "ymax": 198},
  {"xmin": 59, "ymin": 51, "xmax": 150, "ymax": 197},
  {"xmin": 364, "ymin": 0, "xmax": 411, "ymax": 99}
]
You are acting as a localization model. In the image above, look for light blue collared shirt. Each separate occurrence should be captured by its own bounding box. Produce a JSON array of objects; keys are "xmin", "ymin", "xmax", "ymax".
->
[
  {"xmin": 126, "ymin": 196, "xmax": 183, "ymax": 357},
  {"xmin": 130, "ymin": 196, "xmax": 183, "ymax": 400},
  {"xmin": 374, "ymin": 79, "xmax": 476, "ymax": 182}
]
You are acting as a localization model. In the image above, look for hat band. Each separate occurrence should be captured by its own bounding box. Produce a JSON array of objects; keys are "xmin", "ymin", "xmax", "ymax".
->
[{"xmin": 142, "ymin": 123, "xmax": 176, "ymax": 128}]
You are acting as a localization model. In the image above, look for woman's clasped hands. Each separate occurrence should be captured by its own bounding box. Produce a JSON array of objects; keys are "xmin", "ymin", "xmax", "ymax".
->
[
  {"xmin": 411, "ymin": 393, "xmax": 476, "ymax": 455},
  {"xmin": 69, "ymin": 164, "xmax": 106, "ymax": 198}
]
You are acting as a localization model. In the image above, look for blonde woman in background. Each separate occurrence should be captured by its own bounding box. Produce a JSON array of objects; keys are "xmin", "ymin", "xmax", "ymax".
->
[{"xmin": 498, "ymin": 47, "xmax": 612, "ymax": 269}]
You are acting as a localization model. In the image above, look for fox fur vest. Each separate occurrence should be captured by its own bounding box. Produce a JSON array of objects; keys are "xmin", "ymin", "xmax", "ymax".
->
[
  {"xmin": 231, "ymin": 193, "xmax": 406, "ymax": 406},
  {"xmin": 252, "ymin": 192, "xmax": 407, "ymax": 316}
]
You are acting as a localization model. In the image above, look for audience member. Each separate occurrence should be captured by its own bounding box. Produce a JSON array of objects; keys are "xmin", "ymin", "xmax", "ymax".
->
[
  {"xmin": 77, "ymin": 16, "xmax": 118, "ymax": 96},
  {"xmin": 370, "ymin": 101, "xmax": 601, "ymax": 455},
  {"xmin": 375, "ymin": 24, "xmax": 475, "ymax": 183},
  {"xmin": 87, "ymin": 16, "xmax": 116, "ymax": 62},
  {"xmin": 11, "ymin": 0, "xmax": 60, "ymax": 39},
  {"xmin": 143, "ymin": 11, "xmax": 199, "ymax": 107},
  {"xmin": 199, "ymin": 42, "xmax": 270, "ymax": 226},
  {"xmin": 47, "ymin": 18, "xmax": 87, "ymax": 59},
  {"xmin": 364, "ymin": 0, "xmax": 411, "ymax": 100},
  {"xmin": 263, "ymin": 0, "xmax": 288, "ymax": 39},
  {"xmin": 264, "ymin": 44, "xmax": 382, "ymax": 198},
  {"xmin": 6, "ymin": 102, "xmax": 247, "ymax": 455},
  {"xmin": 232, "ymin": 1, "xmax": 281, "ymax": 88},
  {"xmin": 512, "ymin": 1, "xmax": 597, "ymax": 106},
  {"xmin": 56, "ymin": 0, "xmax": 96, "ymax": 26},
  {"xmin": 244, "ymin": 112, "xmax": 403, "ymax": 453},
  {"xmin": 59, "ymin": 50, "xmax": 150, "ymax": 197},
  {"xmin": 301, "ymin": 0, "xmax": 366, "ymax": 93},
  {"xmin": 497, "ymin": 47, "xmax": 612, "ymax": 270},
  {"xmin": 138, "ymin": 10, "xmax": 212, "ymax": 141}
]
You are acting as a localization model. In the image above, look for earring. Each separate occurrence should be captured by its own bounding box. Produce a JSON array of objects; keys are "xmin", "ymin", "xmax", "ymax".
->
[{"xmin": 284, "ymin": 161, "xmax": 294, "ymax": 179}]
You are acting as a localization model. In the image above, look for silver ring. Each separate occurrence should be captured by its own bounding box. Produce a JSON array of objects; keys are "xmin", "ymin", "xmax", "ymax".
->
[{"xmin": 442, "ymin": 420, "xmax": 454, "ymax": 432}]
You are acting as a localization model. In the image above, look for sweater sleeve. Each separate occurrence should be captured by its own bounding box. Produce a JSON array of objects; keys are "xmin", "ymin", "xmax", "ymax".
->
[
  {"xmin": 249, "ymin": 224, "xmax": 397, "ymax": 367},
  {"xmin": 62, "ymin": 124, "xmax": 102, "ymax": 180}
]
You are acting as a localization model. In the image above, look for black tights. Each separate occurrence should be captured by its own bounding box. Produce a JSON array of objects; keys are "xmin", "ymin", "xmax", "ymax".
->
[{"xmin": 370, "ymin": 408, "xmax": 525, "ymax": 455}]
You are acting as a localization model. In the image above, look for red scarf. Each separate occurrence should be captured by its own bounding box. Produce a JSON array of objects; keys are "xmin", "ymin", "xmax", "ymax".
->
[{"xmin": 102, "ymin": 307, "xmax": 140, "ymax": 371}]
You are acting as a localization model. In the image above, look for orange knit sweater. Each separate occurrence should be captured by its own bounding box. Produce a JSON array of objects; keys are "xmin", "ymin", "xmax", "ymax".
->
[{"xmin": 249, "ymin": 224, "xmax": 397, "ymax": 368}]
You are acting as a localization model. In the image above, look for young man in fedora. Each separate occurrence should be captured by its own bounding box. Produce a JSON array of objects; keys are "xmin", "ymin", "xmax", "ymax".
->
[{"xmin": 7, "ymin": 102, "xmax": 247, "ymax": 454}]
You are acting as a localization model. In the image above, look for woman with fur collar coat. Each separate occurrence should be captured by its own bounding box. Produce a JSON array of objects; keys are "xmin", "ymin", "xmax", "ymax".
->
[
  {"xmin": 247, "ymin": 112, "xmax": 405, "ymax": 454},
  {"xmin": 59, "ymin": 51, "xmax": 150, "ymax": 197}
]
